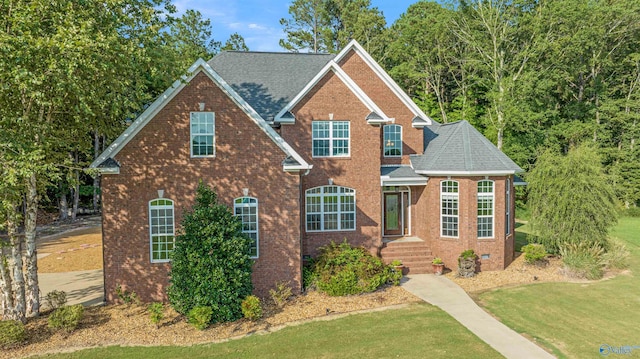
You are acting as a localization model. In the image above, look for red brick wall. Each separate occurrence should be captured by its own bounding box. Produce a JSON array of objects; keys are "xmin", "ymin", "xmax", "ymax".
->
[
  {"xmin": 279, "ymin": 71, "xmax": 383, "ymax": 256},
  {"xmin": 419, "ymin": 176, "xmax": 515, "ymax": 272},
  {"xmin": 102, "ymin": 71, "xmax": 301, "ymax": 303}
]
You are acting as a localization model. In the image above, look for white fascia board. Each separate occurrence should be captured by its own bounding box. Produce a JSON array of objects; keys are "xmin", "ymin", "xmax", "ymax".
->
[
  {"xmin": 96, "ymin": 167, "xmax": 120, "ymax": 175},
  {"xmin": 90, "ymin": 58, "xmax": 311, "ymax": 172},
  {"xmin": 274, "ymin": 61, "xmax": 390, "ymax": 122},
  {"xmin": 335, "ymin": 40, "xmax": 434, "ymax": 126},
  {"xmin": 284, "ymin": 164, "xmax": 313, "ymax": 173},
  {"xmin": 380, "ymin": 177, "xmax": 428, "ymax": 186},
  {"xmin": 413, "ymin": 170, "xmax": 519, "ymax": 176}
]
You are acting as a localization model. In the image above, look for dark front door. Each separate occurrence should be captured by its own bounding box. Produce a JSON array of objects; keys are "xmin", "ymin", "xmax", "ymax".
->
[{"xmin": 384, "ymin": 193, "xmax": 402, "ymax": 236}]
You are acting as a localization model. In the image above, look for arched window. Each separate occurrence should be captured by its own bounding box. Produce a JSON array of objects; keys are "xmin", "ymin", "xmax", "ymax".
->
[
  {"xmin": 477, "ymin": 180, "xmax": 494, "ymax": 238},
  {"xmin": 441, "ymin": 180, "xmax": 459, "ymax": 237},
  {"xmin": 383, "ymin": 124, "xmax": 402, "ymax": 157},
  {"xmin": 149, "ymin": 198, "xmax": 175, "ymax": 263},
  {"xmin": 234, "ymin": 197, "xmax": 259, "ymax": 258},
  {"xmin": 306, "ymin": 186, "xmax": 356, "ymax": 232}
]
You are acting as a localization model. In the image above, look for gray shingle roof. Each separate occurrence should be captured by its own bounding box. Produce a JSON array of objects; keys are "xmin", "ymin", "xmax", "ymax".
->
[
  {"xmin": 410, "ymin": 120, "xmax": 523, "ymax": 174},
  {"xmin": 208, "ymin": 51, "xmax": 335, "ymax": 120},
  {"xmin": 380, "ymin": 165, "xmax": 428, "ymax": 185}
]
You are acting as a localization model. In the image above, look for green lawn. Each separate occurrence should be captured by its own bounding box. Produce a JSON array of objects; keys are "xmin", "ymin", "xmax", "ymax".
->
[
  {"xmin": 36, "ymin": 304, "xmax": 501, "ymax": 359},
  {"xmin": 479, "ymin": 217, "xmax": 640, "ymax": 359}
]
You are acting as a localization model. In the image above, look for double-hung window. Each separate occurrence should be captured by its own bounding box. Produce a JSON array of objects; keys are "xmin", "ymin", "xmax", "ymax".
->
[
  {"xmin": 312, "ymin": 121, "xmax": 350, "ymax": 157},
  {"xmin": 383, "ymin": 124, "xmax": 402, "ymax": 157},
  {"xmin": 477, "ymin": 180, "xmax": 494, "ymax": 238},
  {"xmin": 306, "ymin": 186, "xmax": 355, "ymax": 231},
  {"xmin": 190, "ymin": 112, "xmax": 215, "ymax": 157},
  {"xmin": 234, "ymin": 197, "xmax": 259, "ymax": 258},
  {"xmin": 441, "ymin": 181, "xmax": 459, "ymax": 237},
  {"xmin": 149, "ymin": 199, "xmax": 175, "ymax": 262}
]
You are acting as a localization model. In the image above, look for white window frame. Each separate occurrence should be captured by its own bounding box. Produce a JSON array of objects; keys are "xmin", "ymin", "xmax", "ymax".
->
[
  {"xmin": 506, "ymin": 178, "xmax": 511, "ymax": 236},
  {"xmin": 149, "ymin": 198, "xmax": 175, "ymax": 263},
  {"xmin": 440, "ymin": 180, "xmax": 459, "ymax": 238},
  {"xmin": 312, "ymin": 121, "xmax": 350, "ymax": 158},
  {"xmin": 383, "ymin": 124, "xmax": 402, "ymax": 157},
  {"xmin": 190, "ymin": 112, "xmax": 215, "ymax": 157},
  {"xmin": 306, "ymin": 186, "xmax": 356, "ymax": 232},
  {"xmin": 234, "ymin": 197, "xmax": 259, "ymax": 258},
  {"xmin": 477, "ymin": 180, "xmax": 495, "ymax": 239}
]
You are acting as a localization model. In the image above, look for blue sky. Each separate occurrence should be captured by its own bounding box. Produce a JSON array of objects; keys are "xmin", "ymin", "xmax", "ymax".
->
[{"xmin": 172, "ymin": 0, "xmax": 418, "ymax": 52}]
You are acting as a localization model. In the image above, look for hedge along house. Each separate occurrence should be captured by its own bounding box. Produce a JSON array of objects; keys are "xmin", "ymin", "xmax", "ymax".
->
[{"xmin": 91, "ymin": 40, "xmax": 523, "ymax": 302}]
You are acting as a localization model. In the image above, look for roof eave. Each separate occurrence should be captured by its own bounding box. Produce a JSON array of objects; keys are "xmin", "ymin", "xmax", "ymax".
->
[
  {"xmin": 380, "ymin": 177, "xmax": 428, "ymax": 186},
  {"xmin": 413, "ymin": 170, "xmax": 521, "ymax": 176}
]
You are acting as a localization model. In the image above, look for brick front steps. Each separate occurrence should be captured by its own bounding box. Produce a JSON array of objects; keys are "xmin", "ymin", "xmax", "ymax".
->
[{"xmin": 380, "ymin": 237, "xmax": 434, "ymax": 274}]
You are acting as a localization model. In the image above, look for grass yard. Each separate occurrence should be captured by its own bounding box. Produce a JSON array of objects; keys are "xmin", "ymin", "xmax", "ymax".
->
[
  {"xmin": 34, "ymin": 304, "xmax": 501, "ymax": 359},
  {"xmin": 479, "ymin": 217, "xmax": 640, "ymax": 358}
]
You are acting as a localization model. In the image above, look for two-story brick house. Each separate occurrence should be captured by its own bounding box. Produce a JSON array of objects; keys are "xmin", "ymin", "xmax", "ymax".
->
[{"xmin": 91, "ymin": 40, "xmax": 523, "ymax": 302}]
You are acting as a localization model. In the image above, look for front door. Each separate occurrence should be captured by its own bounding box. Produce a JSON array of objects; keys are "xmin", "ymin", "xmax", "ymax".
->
[{"xmin": 384, "ymin": 193, "xmax": 402, "ymax": 236}]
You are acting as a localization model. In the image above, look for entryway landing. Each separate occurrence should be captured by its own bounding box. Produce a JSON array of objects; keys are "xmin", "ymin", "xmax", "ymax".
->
[{"xmin": 383, "ymin": 236, "xmax": 424, "ymax": 244}]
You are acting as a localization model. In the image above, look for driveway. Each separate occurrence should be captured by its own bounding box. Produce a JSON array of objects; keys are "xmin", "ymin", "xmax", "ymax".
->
[{"xmin": 39, "ymin": 269, "xmax": 104, "ymax": 308}]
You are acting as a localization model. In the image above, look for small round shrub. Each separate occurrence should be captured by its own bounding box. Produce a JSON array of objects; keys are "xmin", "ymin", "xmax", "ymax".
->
[
  {"xmin": 241, "ymin": 295, "xmax": 263, "ymax": 321},
  {"xmin": 148, "ymin": 302, "xmax": 164, "ymax": 328},
  {"xmin": 314, "ymin": 241, "xmax": 396, "ymax": 296},
  {"xmin": 44, "ymin": 290, "xmax": 67, "ymax": 310},
  {"xmin": 522, "ymin": 243, "xmax": 547, "ymax": 264},
  {"xmin": 269, "ymin": 281, "xmax": 293, "ymax": 308},
  {"xmin": 0, "ymin": 320, "xmax": 26, "ymax": 349},
  {"xmin": 48, "ymin": 304, "xmax": 84, "ymax": 333},
  {"xmin": 188, "ymin": 306, "xmax": 213, "ymax": 330}
]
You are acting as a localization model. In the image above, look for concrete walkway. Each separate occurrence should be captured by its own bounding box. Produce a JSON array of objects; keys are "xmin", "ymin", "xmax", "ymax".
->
[
  {"xmin": 39, "ymin": 269, "xmax": 104, "ymax": 308},
  {"xmin": 401, "ymin": 274, "xmax": 555, "ymax": 359}
]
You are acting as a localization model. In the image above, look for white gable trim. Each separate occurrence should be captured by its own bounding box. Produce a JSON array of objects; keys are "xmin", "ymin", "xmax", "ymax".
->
[
  {"xmin": 334, "ymin": 40, "xmax": 433, "ymax": 126},
  {"xmin": 274, "ymin": 61, "xmax": 390, "ymax": 123},
  {"xmin": 90, "ymin": 59, "xmax": 311, "ymax": 172}
]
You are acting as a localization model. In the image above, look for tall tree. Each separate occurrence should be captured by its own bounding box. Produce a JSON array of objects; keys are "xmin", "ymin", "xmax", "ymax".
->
[
  {"xmin": 280, "ymin": 0, "xmax": 385, "ymax": 53},
  {"xmin": 221, "ymin": 33, "xmax": 249, "ymax": 51}
]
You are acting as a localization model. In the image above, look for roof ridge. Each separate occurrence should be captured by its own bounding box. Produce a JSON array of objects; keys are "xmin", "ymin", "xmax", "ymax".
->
[
  {"xmin": 461, "ymin": 121, "xmax": 473, "ymax": 171},
  {"xmin": 218, "ymin": 50, "xmax": 334, "ymax": 56},
  {"xmin": 470, "ymin": 122, "xmax": 519, "ymax": 169},
  {"xmin": 426, "ymin": 121, "xmax": 464, "ymax": 166}
]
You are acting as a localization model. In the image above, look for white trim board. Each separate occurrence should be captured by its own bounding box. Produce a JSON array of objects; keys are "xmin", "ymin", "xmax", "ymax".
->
[
  {"xmin": 274, "ymin": 60, "xmax": 390, "ymax": 123},
  {"xmin": 90, "ymin": 59, "xmax": 311, "ymax": 173},
  {"xmin": 334, "ymin": 40, "xmax": 433, "ymax": 126}
]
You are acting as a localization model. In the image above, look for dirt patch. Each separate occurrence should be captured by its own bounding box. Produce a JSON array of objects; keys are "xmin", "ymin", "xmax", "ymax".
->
[
  {"xmin": 444, "ymin": 253, "xmax": 566, "ymax": 293},
  {"xmin": 38, "ymin": 227, "xmax": 103, "ymax": 273},
  {"xmin": 2, "ymin": 286, "xmax": 421, "ymax": 359}
]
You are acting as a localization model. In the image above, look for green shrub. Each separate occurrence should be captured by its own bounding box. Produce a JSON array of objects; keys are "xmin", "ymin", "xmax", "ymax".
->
[
  {"xmin": 241, "ymin": 295, "xmax": 263, "ymax": 321},
  {"xmin": 560, "ymin": 242, "xmax": 606, "ymax": 280},
  {"xmin": 314, "ymin": 241, "xmax": 395, "ymax": 296},
  {"xmin": 44, "ymin": 290, "xmax": 67, "ymax": 310},
  {"xmin": 302, "ymin": 260, "xmax": 317, "ymax": 290},
  {"xmin": 623, "ymin": 207, "xmax": 640, "ymax": 217},
  {"xmin": 48, "ymin": 304, "xmax": 84, "ymax": 333},
  {"xmin": 148, "ymin": 302, "xmax": 164, "ymax": 328},
  {"xmin": 115, "ymin": 285, "xmax": 140, "ymax": 306},
  {"xmin": 388, "ymin": 264, "xmax": 403, "ymax": 285},
  {"xmin": 603, "ymin": 240, "xmax": 630, "ymax": 270},
  {"xmin": 269, "ymin": 281, "xmax": 293, "ymax": 308},
  {"xmin": 168, "ymin": 184, "xmax": 253, "ymax": 324},
  {"xmin": 188, "ymin": 306, "xmax": 213, "ymax": 330},
  {"xmin": 522, "ymin": 243, "xmax": 547, "ymax": 264},
  {"xmin": 0, "ymin": 320, "xmax": 26, "ymax": 349}
]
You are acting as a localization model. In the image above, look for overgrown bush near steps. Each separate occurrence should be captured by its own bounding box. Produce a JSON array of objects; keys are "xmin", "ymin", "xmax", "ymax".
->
[{"xmin": 312, "ymin": 240, "xmax": 401, "ymax": 296}]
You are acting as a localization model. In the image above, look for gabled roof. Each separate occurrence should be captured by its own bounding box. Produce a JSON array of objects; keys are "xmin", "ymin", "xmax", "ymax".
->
[
  {"xmin": 273, "ymin": 61, "xmax": 391, "ymax": 123},
  {"xmin": 334, "ymin": 40, "xmax": 434, "ymax": 127},
  {"xmin": 90, "ymin": 59, "xmax": 311, "ymax": 173},
  {"xmin": 208, "ymin": 51, "xmax": 334, "ymax": 120},
  {"xmin": 410, "ymin": 120, "xmax": 523, "ymax": 175}
]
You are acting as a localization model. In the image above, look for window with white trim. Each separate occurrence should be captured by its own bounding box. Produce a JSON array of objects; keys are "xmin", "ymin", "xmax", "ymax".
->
[
  {"xmin": 234, "ymin": 197, "xmax": 259, "ymax": 258},
  {"xmin": 441, "ymin": 180, "xmax": 459, "ymax": 237},
  {"xmin": 190, "ymin": 112, "xmax": 215, "ymax": 157},
  {"xmin": 383, "ymin": 124, "xmax": 402, "ymax": 157},
  {"xmin": 505, "ymin": 178, "xmax": 511, "ymax": 235},
  {"xmin": 306, "ymin": 186, "xmax": 355, "ymax": 231},
  {"xmin": 477, "ymin": 180, "xmax": 494, "ymax": 238},
  {"xmin": 149, "ymin": 198, "xmax": 175, "ymax": 262},
  {"xmin": 312, "ymin": 121, "xmax": 350, "ymax": 157}
]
